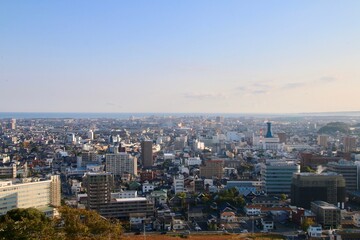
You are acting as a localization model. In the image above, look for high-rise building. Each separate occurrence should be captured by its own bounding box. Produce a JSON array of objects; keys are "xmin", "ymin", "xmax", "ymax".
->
[
  {"xmin": 106, "ymin": 153, "xmax": 137, "ymax": 176},
  {"xmin": 317, "ymin": 135, "xmax": 329, "ymax": 148},
  {"xmin": 0, "ymin": 163, "xmax": 16, "ymax": 178},
  {"xmin": 0, "ymin": 175, "xmax": 61, "ymax": 216},
  {"xmin": 200, "ymin": 160, "xmax": 224, "ymax": 179},
  {"xmin": 343, "ymin": 136, "xmax": 357, "ymax": 152},
  {"xmin": 141, "ymin": 140, "xmax": 153, "ymax": 168},
  {"xmin": 83, "ymin": 172, "xmax": 114, "ymax": 211},
  {"xmin": 11, "ymin": 118, "xmax": 16, "ymax": 130},
  {"xmin": 327, "ymin": 160, "xmax": 360, "ymax": 192},
  {"xmin": 88, "ymin": 130, "xmax": 94, "ymax": 140},
  {"xmin": 277, "ymin": 132, "xmax": 287, "ymax": 144},
  {"xmin": 81, "ymin": 151, "xmax": 98, "ymax": 167},
  {"xmin": 291, "ymin": 172, "xmax": 346, "ymax": 209},
  {"xmin": 50, "ymin": 175, "xmax": 61, "ymax": 207},
  {"xmin": 263, "ymin": 160, "xmax": 300, "ymax": 194}
]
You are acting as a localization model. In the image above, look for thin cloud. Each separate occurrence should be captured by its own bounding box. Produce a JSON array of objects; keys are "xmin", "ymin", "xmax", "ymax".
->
[
  {"xmin": 317, "ymin": 76, "xmax": 337, "ymax": 83},
  {"xmin": 235, "ymin": 81, "xmax": 273, "ymax": 95},
  {"xmin": 183, "ymin": 92, "xmax": 226, "ymax": 100},
  {"xmin": 106, "ymin": 102, "xmax": 122, "ymax": 108},
  {"xmin": 236, "ymin": 86, "xmax": 248, "ymax": 91},
  {"xmin": 282, "ymin": 82, "xmax": 306, "ymax": 90},
  {"xmin": 251, "ymin": 90, "xmax": 269, "ymax": 95}
]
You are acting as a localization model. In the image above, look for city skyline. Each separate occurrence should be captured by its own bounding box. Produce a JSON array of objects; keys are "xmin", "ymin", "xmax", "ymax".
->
[{"xmin": 1, "ymin": 1, "xmax": 360, "ymax": 113}]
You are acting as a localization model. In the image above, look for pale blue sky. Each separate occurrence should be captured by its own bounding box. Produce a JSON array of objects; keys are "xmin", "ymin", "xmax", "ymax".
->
[{"xmin": 1, "ymin": 1, "xmax": 360, "ymax": 113}]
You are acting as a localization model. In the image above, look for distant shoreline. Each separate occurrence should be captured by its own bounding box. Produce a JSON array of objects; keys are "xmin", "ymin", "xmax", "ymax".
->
[{"xmin": 0, "ymin": 111, "xmax": 360, "ymax": 119}]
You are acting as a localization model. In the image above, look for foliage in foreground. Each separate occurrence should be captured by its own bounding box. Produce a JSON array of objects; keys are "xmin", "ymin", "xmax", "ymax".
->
[{"xmin": 0, "ymin": 206, "xmax": 122, "ymax": 240}]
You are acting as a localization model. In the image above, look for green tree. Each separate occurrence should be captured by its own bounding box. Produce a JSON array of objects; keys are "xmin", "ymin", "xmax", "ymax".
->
[
  {"xmin": 301, "ymin": 218, "xmax": 315, "ymax": 231},
  {"xmin": 0, "ymin": 207, "xmax": 123, "ymax": 240},
  {"xmin": 57, "ymin": 206, "xmax": 123, "ymax": 240},
  {"xmin": 0, "ymin": 208, "xmax": 55, "ymax": 240},
  {"xmin": 176, "ymin": 192, "xmax": 187, "ymax": 209},
  {"xmin": 301, "ymin": 165, "xmax": 315, "ymax": 173}
]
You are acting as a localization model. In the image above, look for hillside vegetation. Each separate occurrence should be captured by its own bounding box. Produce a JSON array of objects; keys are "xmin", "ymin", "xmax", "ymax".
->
[{"xmin": 318, "ymin": 122, "xmax": 350, "ymax": 134}]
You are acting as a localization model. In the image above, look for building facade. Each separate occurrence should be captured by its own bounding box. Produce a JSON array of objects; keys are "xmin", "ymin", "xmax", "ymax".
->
[
  {"xmin": 343, "ymin": 136, "xmax": 357, "ymax": 153},
  {"xmin": 0, "ymin": 175, "xmax": 61, "ymax": 215},
  {"xmin": 327, "ymin": 160, "xmax": 360, "ymax": 192},
  {"xmin": 311, "ymin": 201, "xmax": 341, "ymax": 229},
  {"xmin": 263, "ymin": 160, "xmax": 300, "ymax": 194},
  {"xmin": 141, "ymin": 140, "xmax": 153, "ymax": 168},
  {"xmin": 106, "ymin": 153, "xmax": 137, "ymax": 176},
  {"xmin": 83, "ymin": 172, "xmax": 114, "ymax": 211},
  {"xmin": 200, "ymin": 160, "xmax": 224, "ymax": 179},
  {"xmin": 291, "ymin": 173, "xmax": 346, "ymax": 209}
]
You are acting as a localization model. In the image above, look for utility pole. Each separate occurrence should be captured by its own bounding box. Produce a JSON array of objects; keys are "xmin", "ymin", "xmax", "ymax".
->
[
  {"xmin": 143, "ymin": 220, "xmax": 146, "ymax": 240},
  {"xmin": 252, "ymin": 216, "xmax": 254, "ymax": 234}
]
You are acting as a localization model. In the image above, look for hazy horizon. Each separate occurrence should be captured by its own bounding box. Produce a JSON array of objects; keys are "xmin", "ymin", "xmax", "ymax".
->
[{"xmin": 1, "ymin": 1, "xmax": 360, "ymax": 113}]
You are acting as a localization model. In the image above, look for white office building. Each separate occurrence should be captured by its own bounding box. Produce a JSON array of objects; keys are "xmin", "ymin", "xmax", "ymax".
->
[{"xmin": 0, "ymin": 175, "xmax": 61, "ymax": 215}]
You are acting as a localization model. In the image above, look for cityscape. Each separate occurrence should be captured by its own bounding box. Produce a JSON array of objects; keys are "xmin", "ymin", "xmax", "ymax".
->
[
  {"xmin": 1, "ymin": 1, "xmax": 360, "ymax": 239},
  {"xmin": 1, "ymin": 114, "xmax": 360, "ymax": 239}
]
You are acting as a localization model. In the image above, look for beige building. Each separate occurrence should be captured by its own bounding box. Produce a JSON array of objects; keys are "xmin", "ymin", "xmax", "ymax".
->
[
  {"xmin": 343, "ymin": 136, "xmax": 357, "ymax": 153},
  {"xmin": 311, "ymin": 201, "xmax": 341, "ymax": 229},
  {"xmin": 83, "ymin": 172, "xmax": 114, "ymax": 211},
  {"xmin": 106, "ymin": 153, "xmax": 137, "ymax": 176},
  {"xmin": 0, "ymin": 175, "xmax": 61, "ymax": 215},
  {"xmin": 317, "ymin": 135, "xmax": 329, "ymax": 148},
  {"xmin": 0, "ymin": 163, "xmax": 16, "ymax": 178},
  {"xmin": 200, "ymin": 160, "xmax": 224, "ymax": 179}
]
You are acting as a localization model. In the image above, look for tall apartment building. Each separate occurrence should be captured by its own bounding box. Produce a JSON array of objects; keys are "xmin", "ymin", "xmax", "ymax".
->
[
  {"xmin": 262, "ymin": 160, "xmax": 300, "ymax": 194},
  {"xmin": 327, "ymin": 160, "xmax": 360, "ymax": 192},
  {"xmin": 88, "ymin": 130, "xmax": 94, "ymax": 140},
  {"xmin": 173, "ymin": 175, "xmax": 185, "ymax": 194},
  {"xmin": 0, "ymin": 163, "xmax": 16, "ymax": 178},
  {"xmin": 343, "ymin": 136, "xmax": 357, "ymax": 153},
  {"xmin": 106, "ymin": 153, "xmax": 137, "ymax": 176},
  {"xmin": 81, "ymin": 151, "xmax": 98, "ymax": 167},
  {"xmin": 200, "ymin": 159, "xmax": 224, "ymax": 179},
  {"xmin": 291, "ymin": 172, "xmax": 346, "ymax": 209},
  {"xmin": 83, "ymin": 173, "xmax": 154, "ymax": 220},
  {"xmin": 0, "ymin": 175, "xmax": 61, "ymax": 215},
  {"xmin": 174, "ymin": 136, "xmax": 187, "ymax": 151},
  {"xmin": 11, "ymin": 118, "xmax": 16, "ymax": 130},
  {"xmin": 83, "ymin": 172, "xmax": 114, "ymax": 211},
  {"xmin": 277, "ymin": 132, "xmax": 287, "ymax": 144},
  {"xmin": 141, "ymin": 140, "xmax": 153, "ymax": 168},
  {"xmin": 317, "ymin": 135, "xmax": 329, "ymax": 148},
  {"xmin": 311, "ymin": 201, "xmax": 341, "ymax": 229}
]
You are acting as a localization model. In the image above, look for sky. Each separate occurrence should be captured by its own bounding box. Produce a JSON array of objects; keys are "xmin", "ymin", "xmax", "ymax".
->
[{"xmin": 1, "ymin": 0, "xmax": 360, "ymax": 114}]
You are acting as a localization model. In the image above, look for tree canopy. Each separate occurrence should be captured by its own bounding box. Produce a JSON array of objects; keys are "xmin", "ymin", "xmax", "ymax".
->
[
  {"xmin": 0, "ymin": 207, "xmax": 123, "ymax": 240},
  {"xmin": 0, "ymin": 208, "xmax": 54, "ymax": 240}
]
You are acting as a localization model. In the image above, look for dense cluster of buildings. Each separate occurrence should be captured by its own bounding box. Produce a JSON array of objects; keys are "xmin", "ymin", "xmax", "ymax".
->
[{"xmin": 1, "ymin": 115, "xmax": 360, "ymax": 237}]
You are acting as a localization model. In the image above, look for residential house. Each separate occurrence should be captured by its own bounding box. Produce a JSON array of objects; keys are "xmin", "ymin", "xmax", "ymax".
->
[
  {"xmin": 244, "ymin": 205, "xmax": 261, "ymax": 216},
  {"xmin": 172, "ymin": 218, "xmax": 185, "ymax": 230},
  {"xmin": 308, "ymin": 225, "xmax": 322, "ymax": 238},
  {"xmin": 220, "ymin": 211, "xmax": 237, "ymax": 223}
]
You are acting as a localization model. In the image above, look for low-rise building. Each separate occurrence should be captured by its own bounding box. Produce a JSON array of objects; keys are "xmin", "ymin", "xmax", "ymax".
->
[
  {"xmin": 311, "ymin": 201, "xmax": 341, "ymax": 229},
  {"xmin": 308, "ymin": 225, "xmax": 322, "ymax": 238}
]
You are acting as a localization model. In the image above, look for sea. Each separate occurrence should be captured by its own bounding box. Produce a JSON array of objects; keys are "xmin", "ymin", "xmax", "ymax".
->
[
  {"xmin": 0, "ymin": 112, "xmax": 293, "ymax": 119},
  {"xmin": 0, "ymin": 111, "xmax": 359, "ymax": 119}
]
